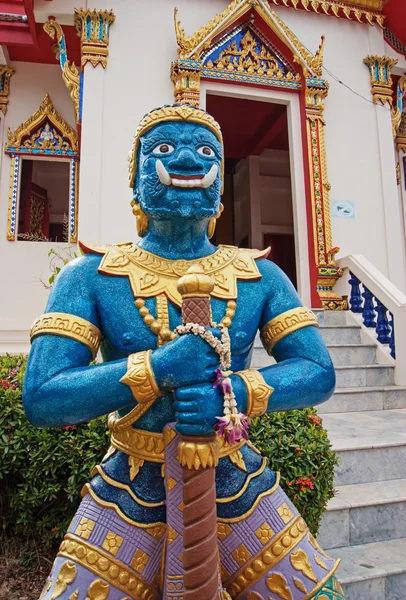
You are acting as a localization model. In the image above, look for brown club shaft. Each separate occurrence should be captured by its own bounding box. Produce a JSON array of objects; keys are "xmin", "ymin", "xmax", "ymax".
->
[{"xmin": 177, "ymin": 266, "xmax": 221, "ymax": 600}]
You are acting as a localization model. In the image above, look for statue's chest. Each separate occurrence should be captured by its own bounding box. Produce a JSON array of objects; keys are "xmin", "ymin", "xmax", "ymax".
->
[{"xmin": 95, "ymin": 275, "xmax": 264, "ymax": 360}]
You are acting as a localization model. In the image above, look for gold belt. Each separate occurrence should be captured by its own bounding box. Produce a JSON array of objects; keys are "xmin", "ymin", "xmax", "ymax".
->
[{"xmin": 110, "ymin": 426, "xmax": 246, "ymax": 464}]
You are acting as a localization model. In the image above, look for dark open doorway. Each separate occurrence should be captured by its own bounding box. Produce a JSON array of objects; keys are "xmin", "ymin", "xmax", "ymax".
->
[{"xmin": 207, "ymin": 93, "xmax": 297, "ymax": 288}]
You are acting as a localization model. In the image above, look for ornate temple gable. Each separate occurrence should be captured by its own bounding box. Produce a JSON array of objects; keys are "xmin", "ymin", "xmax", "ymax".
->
[
  {"xmin": 260, "ymin": 0, "xmax": 384, "ymax": 27},
  {"xmin": 200, "ymin": 18, "xmax": 301, "ymax": 89},
  {"xmin": 6, "ymin": 93, "xmax": 78, "ymax": 157},
  {"xmin": 174, "ymin": 0, "xmax": 324, "ymax": 79}
]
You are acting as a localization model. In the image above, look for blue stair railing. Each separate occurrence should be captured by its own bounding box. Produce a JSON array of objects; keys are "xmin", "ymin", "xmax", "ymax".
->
[{"xmin": 349, "ymin": 271, "xmax": 395, "ymax": 358}]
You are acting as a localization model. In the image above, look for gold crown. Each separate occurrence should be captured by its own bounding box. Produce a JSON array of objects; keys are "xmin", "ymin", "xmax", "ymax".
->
[{"xmin": 128, "ymin": 104, "xmax": 224, "ymax": 189}]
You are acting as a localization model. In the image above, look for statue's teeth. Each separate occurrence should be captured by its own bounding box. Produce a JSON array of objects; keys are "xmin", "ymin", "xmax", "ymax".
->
[
  {"xmin": 201, "ymin": 164, "xmax": 218, "ymax": 188},
  {"xmin": 156, "ymin": 159, "xmax": 171, "ymax": 185}
]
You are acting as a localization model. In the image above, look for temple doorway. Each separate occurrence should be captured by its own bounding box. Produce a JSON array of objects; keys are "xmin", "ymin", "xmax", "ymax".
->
[{"xmin": 207, "ymin": 93, "xmax": 297, "ymax": 288}]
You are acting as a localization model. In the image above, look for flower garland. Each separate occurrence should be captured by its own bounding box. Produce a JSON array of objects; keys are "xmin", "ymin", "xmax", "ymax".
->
[{"xmin": 174, "ymin": 322, "xmax": 249, "ymax": 444}]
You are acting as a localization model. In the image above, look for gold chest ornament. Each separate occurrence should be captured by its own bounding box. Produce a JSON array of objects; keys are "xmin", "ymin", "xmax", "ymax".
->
[{"xmin": 80, "ymin": 242, "xmax": 269, "ymax": 346}]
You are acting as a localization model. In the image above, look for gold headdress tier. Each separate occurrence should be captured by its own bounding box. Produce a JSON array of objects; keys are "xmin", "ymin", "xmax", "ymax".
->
[{"xmin": 128, "ymin": 104, "xmax": 224, "ymax": 189}]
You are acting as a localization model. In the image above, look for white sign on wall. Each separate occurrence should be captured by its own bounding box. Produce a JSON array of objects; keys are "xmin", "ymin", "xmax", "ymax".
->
[{"xmin": 332, "ymin": 201, "xmax": 355, "ymax": 219}]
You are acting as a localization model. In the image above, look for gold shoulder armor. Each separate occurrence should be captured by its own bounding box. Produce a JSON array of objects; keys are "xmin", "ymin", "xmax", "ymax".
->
[
  {"xmin": 260, "ymin": 307, "xmax": 319, "ymax": 354},
  {"xmin": 30, "ymin": 312, "xmax": 101, "ymax": 357}
]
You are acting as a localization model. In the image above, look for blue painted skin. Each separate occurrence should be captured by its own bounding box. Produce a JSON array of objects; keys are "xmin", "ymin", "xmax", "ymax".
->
[
  {"xmin": 23, "ymin": 114, "xmax": 335, "ymax": 522},
  {"xmin": 23, "ymin": 119, "xmax": 335, "ymax": 435}
]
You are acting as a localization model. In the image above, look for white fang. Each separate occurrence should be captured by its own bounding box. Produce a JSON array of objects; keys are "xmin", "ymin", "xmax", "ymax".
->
[
  {"xmin": 156, "ymin": 160, "xmax": 171, "ymax": 185},
  {"xmin": 201, "ymin": 164, "xmax": 218, "ymax": 188}
]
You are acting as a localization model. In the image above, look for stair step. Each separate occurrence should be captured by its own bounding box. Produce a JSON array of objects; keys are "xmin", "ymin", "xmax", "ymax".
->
[
  {"xmin": 318, "ymin": 386, "xmax": 406, "ymax": 414},
  {"xmin": 327, "ymin": 538, "xmax": 406, "ymax": 600},
  {"xmin": 320, "ymin": 326, "xmax": 362, "ymax": 345},
  {"xmin": 251, "ymin": 344, "xmax": 380, "ymax": 369},
  {"xmin": 335, "ymin": 364, "xmax": 394, "ymax": 387},
  {"xmin": 314, "ymin": 309, "xmax": 351, "ymax": 327},
  {"xmin": 321, "ymin": 409, "xmax": 406, "ymax": 485},
  {"xmin": 317, "ymin": 479, "xmax": 406, "ymax": 549}
]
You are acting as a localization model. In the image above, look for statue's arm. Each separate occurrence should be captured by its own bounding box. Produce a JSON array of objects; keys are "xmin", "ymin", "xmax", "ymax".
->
[
  {"xmin": 237, "ymin": 259, "xmax": 335, "ymax": 415},
  {"xmin": 23, "ymin": 255, "xmax": 134, "ymax": 428}
]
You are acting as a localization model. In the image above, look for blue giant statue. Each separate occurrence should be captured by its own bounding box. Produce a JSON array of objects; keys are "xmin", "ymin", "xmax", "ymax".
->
[{"xmin": 24, "ymin": 104, "xmax": 344, "ymax": 600}]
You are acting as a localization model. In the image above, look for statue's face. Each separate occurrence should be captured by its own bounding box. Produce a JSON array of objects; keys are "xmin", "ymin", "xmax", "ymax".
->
[{"xmin": 136, "ymin": 121, "xmax": 223, "ymax": 222}]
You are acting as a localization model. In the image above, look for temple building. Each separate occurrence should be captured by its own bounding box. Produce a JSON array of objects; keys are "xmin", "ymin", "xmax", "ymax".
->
[{"xmin": 2, "ymin": 2, "xmax": 406, "ymax": 597}]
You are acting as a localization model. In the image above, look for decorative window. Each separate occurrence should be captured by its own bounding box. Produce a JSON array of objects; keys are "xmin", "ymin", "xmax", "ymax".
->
[{"xmin": 5, "ymin": 93, "xmax": 79, "ymax": 242}]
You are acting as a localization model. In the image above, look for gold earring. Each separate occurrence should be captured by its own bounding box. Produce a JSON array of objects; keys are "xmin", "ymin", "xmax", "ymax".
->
[
  {"xmin": 208, "ymin": 203, "xmax": 224, "ymax": 239},
  {"xmin": 131, "ymin": 200, "xmax": 148, "ymax": 237}
]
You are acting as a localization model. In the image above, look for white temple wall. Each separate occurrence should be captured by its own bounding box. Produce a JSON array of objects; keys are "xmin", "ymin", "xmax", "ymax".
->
[
  {"xmin": 78, "ymin": 0, "xmax": 405, "ymax": 289},
  {"xmin": 0, "ymin": 62, "xmax": 75, "ymax": 348}
]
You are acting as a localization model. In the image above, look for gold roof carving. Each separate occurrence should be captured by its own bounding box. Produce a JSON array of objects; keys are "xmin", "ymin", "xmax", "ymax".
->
[
  {"xmin": 175, "ymin": 0, "xmax": 384, "ymax": 62},
  {"xmin": 6, "ymin": 93, "xmax": 78, "ymax": 154},
  {"xmin": 174, "ymin": 0, "xmax": 326, "ymax": 78}
]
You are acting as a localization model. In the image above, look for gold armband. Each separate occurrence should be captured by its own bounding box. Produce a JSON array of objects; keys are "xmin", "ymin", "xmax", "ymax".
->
[
  {"xmin": 30, "ymin": 312, "xmax": 101, "ymax": 358},
  {"xmin": 260, "ymin": 306, "xmax": 319, "ymax": 355},
  {"xmin": 236, "ymin": 369, "xmax": 273, "ymax": 418},
  {"xmin": 120, "ymin": 350, "xmax": 162, "ymax": 404}
]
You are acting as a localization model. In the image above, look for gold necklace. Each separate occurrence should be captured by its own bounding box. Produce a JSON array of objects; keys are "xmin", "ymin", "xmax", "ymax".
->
[{"xmin": 135, "ymin": 295, "xmax": 237, "ymax": 346}]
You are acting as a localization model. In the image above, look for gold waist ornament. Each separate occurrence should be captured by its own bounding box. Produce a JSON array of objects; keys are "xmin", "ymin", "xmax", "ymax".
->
[{"xmin": 109, "ymin": 425, "xmax": 246, "ymax": 464}]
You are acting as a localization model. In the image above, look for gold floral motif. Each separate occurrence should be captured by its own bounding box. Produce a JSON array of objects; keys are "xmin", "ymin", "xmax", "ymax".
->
[
  {"xmin": 102, "ymin": 531, "xmax": 124, "ymax": 556},
  {"xmin": 255, "ymin": 522, "xmax": 275, "ymax": 545},
  {"xmin": 30, "ymin": 313, "xmax": 101, "ymax": 358},
  {"xmin": 277, "ymin": 502, "xmax": 295, "ymax": 524},
  {"xmin": 260, "ymin": 307, "xmax": 319, "ymax": 354},
  {"xmin": 314, "ymin": 553, "xmax": 329, "ymax": 570},
  {"xmin": 6, "ymin": 94, "xmax": 78, "ymax": 154},
  {"xmin": 217, "ymin": 523, "xmax": 232, "ymax": 541},
  {"xmin": 120, "ymin": 350, "xmax": 162, "ymax": 404},
  {"xmin": 308, "ymin": 533, "xmax": 329, "ymax": 558},
  {"xmin": 130, "ymin": 549, "xmax": 150, "ymax": 574},
  {"xmin": 43, "ymin": 18, "xmax": 80, "ymax": 122},
  {"xmin": 290, "ymin": 549, "xmax": 318, "ymax": 583},
  {"xmin": 129, "ymin": 456, "xmax": 145, "ymax": 480},
  {"xmin": 81, "ymin": 242, "xmax": 269, "ymax": 307},
  {"xmin": 59, "ymin": 534, "xmax": 157, "ymax": 600},
  {"xmin": 302, "ymin": 561, "xmax": 341, "ymax": 599},
  {"xmin": 50, "ymin": 561, "xmax": 77, "ymax": 600},
  {"xmin": 294, "ymin": 578, "xmax": 307, "ymax": 593},
  {"xmin": 68, "ymin": 592, "xmax": 79, "ymax": 600},
  {"xmin": 236, "ymin": 369, "xmax": 273, "ymax": 417},
  {"xmin": 74, "ymin": 9, "xmax": 115, "ymax": 69},
  {"xmin": 266, "ymin": 573, "xmax": 292, "ymax": 600},
  {"xmin": 206, "ymin": 29, "xmax": 300, "ymax": 83},
  {"xmin": 229, "ymin": 449, "xmax": 247, "ymax": 471},
  {"xmin": 145, "ymin": 524, "xmax": 166, "ymax": 540},
  {"xmin": 86, "ymin": 580, "xmax": 110, "ymax": 600},
  {"xmin": 167, "ymin": 525, "xmax": 179, "ymax": 545},
  {"xmin": 364, "ymin": 55, "xmax": 398, "ymax": 106},
  {"xmin": 247, "ymin": 593, "xmax": 264, "ymax": 600},
  {"xmin": 167, "ymin": 476, "xmax": 177, "ymax": 491},
  {"xmin": 225, "ymin": 515, "xmax": 308, "ymax": 596},
  {"xmin": 75, "ymin": 517, "xmax": 96, "ymax": 540},
  {"xmin": 232, "ymin": 543, "xmax": 252, "ymax": 566},
  {"xmin": 0, "ymin": 65, "xmax": 15, "ymax": 115}
]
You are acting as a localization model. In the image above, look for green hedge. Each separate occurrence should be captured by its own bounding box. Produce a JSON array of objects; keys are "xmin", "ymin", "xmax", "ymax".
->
[{"xmin": 0, "ymin": 354, "xmax": 337, "ymax": 548}]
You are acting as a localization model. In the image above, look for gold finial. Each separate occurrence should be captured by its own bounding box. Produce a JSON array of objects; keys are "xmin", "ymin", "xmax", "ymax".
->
[{"xmin": 177, "ymin": 264, "xmax": 215, "ymax": 298}]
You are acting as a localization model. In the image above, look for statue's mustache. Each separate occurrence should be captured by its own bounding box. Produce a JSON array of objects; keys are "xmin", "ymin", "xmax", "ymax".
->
[{"xmin": 156, "ymin": 160, "xmax": 218, "ymax": 189}]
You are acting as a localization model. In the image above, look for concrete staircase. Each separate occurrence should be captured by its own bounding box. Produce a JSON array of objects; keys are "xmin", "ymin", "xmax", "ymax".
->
[{"xmin": 252, "ymin": 310, "xmax": 406, "ymax": 600}]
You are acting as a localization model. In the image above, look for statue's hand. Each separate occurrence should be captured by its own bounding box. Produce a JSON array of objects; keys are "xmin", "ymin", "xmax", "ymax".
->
[
  {"xmin": 151, "ymin": 330, "xmax": 221, "ymax": 391},
  {"xmin": 173, "ymin": 375, "xmax": 248, "ymax": 436}
]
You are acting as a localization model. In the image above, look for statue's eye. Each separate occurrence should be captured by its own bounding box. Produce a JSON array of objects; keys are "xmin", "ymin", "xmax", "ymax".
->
[
  {"xmin": 152, "ymin": 143, "xmax": 175, "ymax": 154},
  {"xmin": 197, "ymin": 146, "xmax": 215, "ymax": 157}
]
